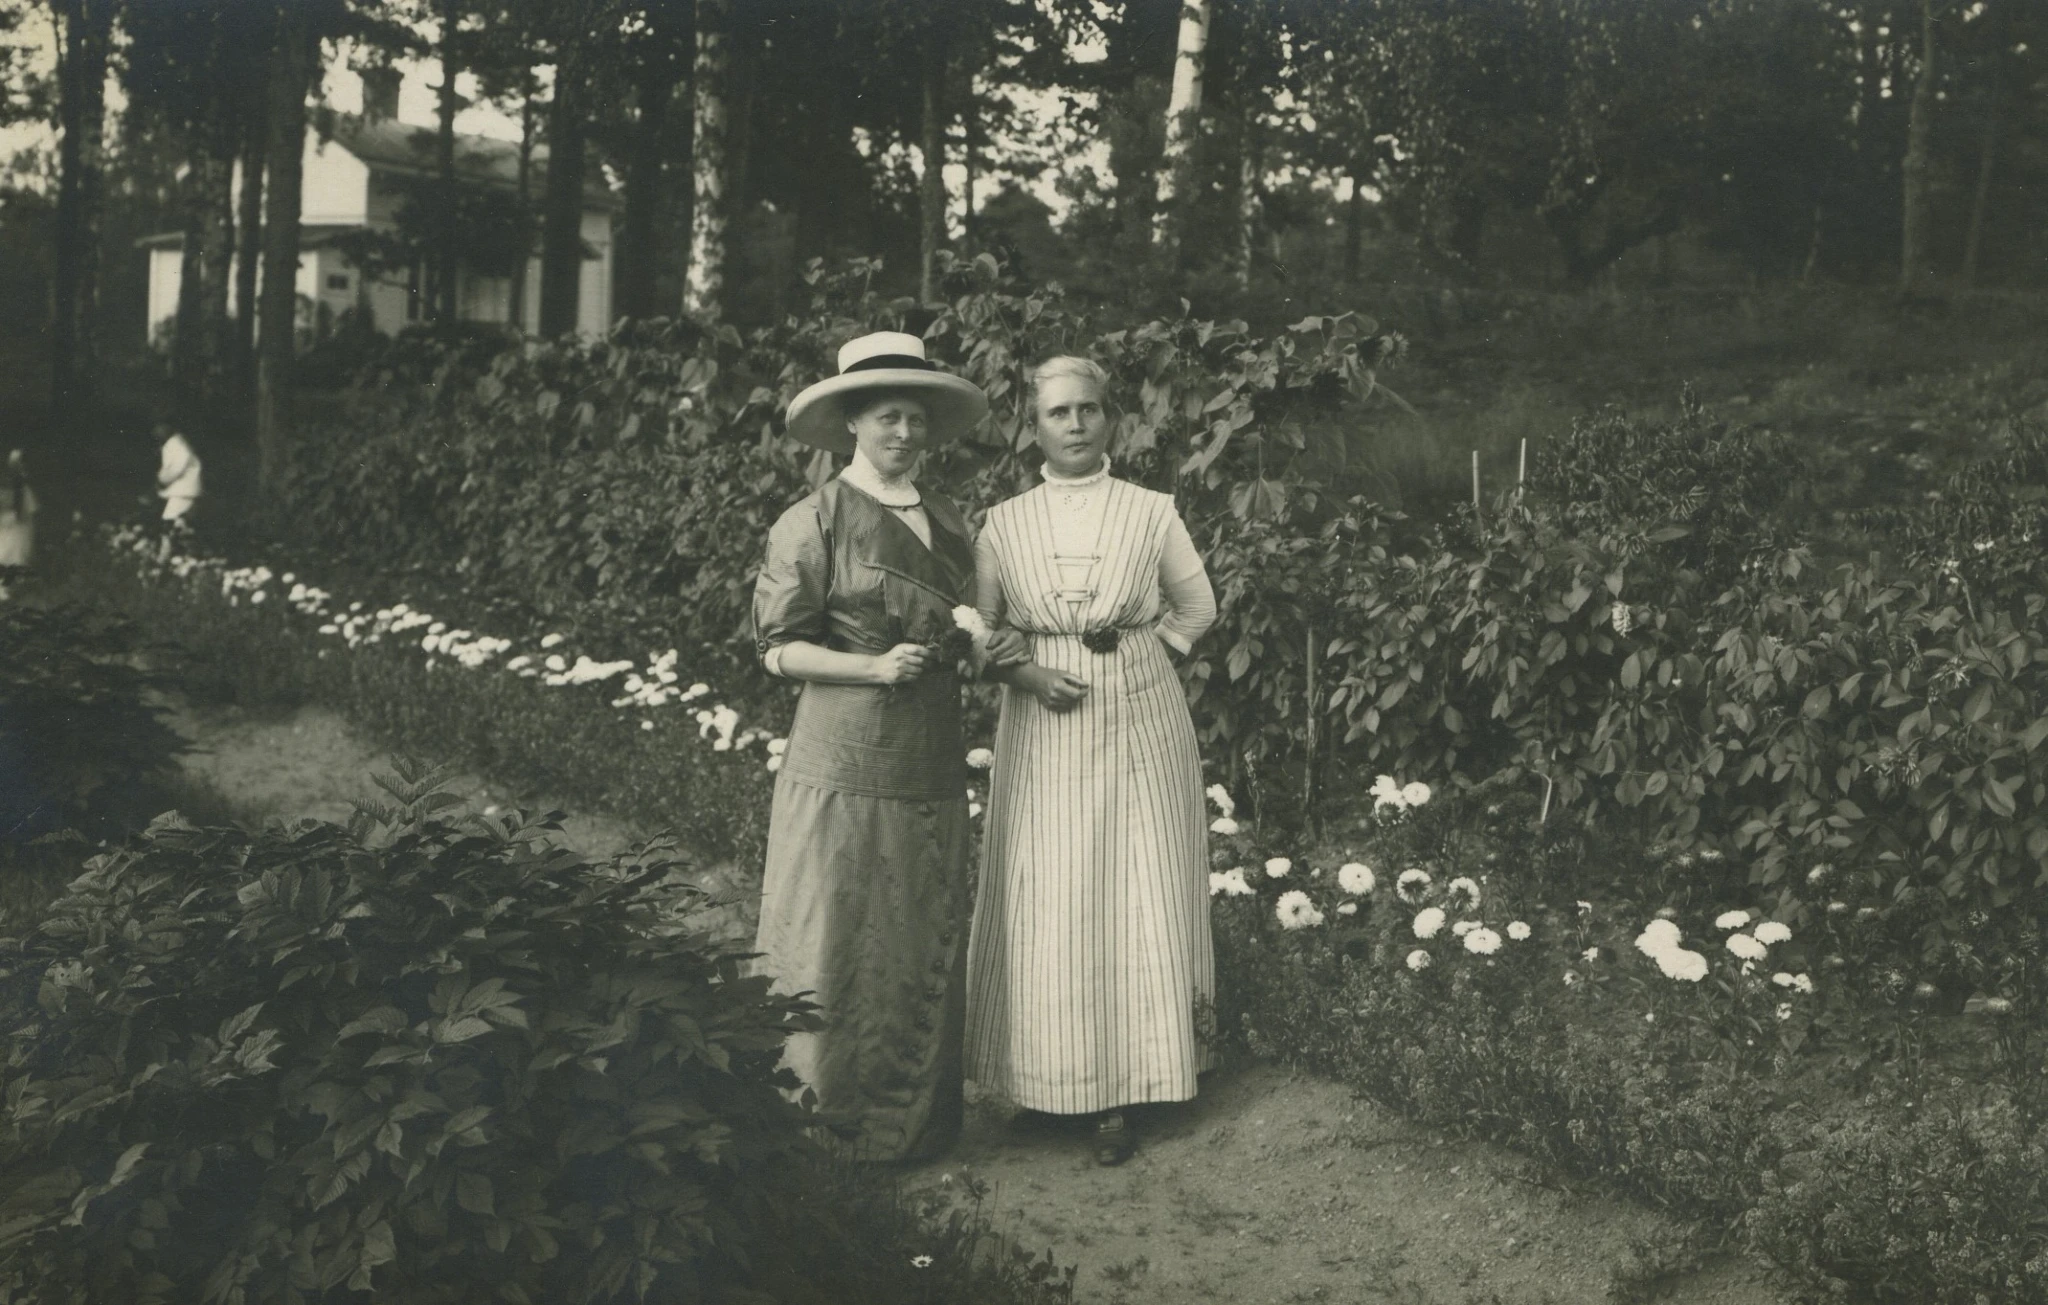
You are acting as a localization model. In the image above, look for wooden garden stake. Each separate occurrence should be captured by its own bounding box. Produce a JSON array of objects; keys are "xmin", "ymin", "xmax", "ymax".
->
[
  {"xmin": 1518, "ymin": 438, "xmax": 1527, "ymax": 489},
  {"xmin": 1303, "ymin": 622, "xmax": 1320, "ymax": 837}
]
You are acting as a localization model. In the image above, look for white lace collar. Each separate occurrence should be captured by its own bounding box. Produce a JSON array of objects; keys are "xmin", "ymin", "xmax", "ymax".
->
[
  {"xmin": 840, "ymin": 447, "xmax": 921, "ymax": 508},
  {"xmin": 1041, "ymin": 455, "xmax": 1112, "ymax": 490}
]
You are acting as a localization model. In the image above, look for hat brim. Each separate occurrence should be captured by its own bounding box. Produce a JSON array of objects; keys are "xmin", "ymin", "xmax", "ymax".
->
[{"xmin": 784, "ymin": 370, "xmax": 990, "ymax": 454}]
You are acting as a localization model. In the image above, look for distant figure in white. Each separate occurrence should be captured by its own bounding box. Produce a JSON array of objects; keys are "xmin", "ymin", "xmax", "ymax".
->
[
  {"xmin": 156, "ymin": 426, "xmax": 202, "ymax": 522},
  {"xmin": 0, "ymin": 449, "xmax": 34, "ymax": 570}
]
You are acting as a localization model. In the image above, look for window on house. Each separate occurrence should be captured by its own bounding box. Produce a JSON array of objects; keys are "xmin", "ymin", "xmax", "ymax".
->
[{"xmin": 327, "ymin": 273, "xmax": 351, "ymax": 292}]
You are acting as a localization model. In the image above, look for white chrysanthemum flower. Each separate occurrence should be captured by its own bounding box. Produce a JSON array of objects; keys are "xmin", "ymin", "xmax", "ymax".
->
[
  {"xmin": 1655, "ymin": 947, "xmax": 1709, "ymax": 982},
  {"xmin": 1506, "ymin": 921, "xmax": 1531, "ymax": 941},
  {"xmin": 1396, "ymin": 868, "xmax": 1432, "ymax": 903},
  {"xmin": 951, "ymin": 605, "xmax": 991, "ymax": 642},
  {"xmin": 1371, "ymin": 774, "xmax": 1406, "ymax": 811},
  {"xmin": 1405, "ymin": 949, "xmax": 1431, "ymax": 972},
  {"xmin": 1209, "ymin": 867, "xmax": 1255, "ymax": 898},
  {"xmin": 1634, "ymin": 919, "xmax": 1682, "ymax": 958},
  {"xmin": 1276, "ymin": 890, "xmax": 1324, "ymax": 930},
  {"xmin": 1412, "ymin": 907, "xmax": 1446, "ymax": 939},
  {"xmin": 1446, "ymin": 876, "xmax": 1481, "ymax": 909},
  {"xmin": 1336, "ymin": 902, "xmax": 1358, "ymax": 916},
  {"xmin": 1715, "ymin": 910, "xmax": 1752, "ymax": 930},
  {"xmin": 1791, "ymin": 973, "xmax": 1813, "ymax": 994},
  {"xmin": 1401, "ymin": 781, "xmax": 1432, "ymax": 807},
  {"xmin": 1775, "ymin": 1003, "xmax": 1794, "ymax": 1021},
  {"xmin": 767, "ymin": 737, "xmax": 788, "ymax": 756},
  {"xmin": 1210, "ymin": 816, "xmax": 1241, "ymax": 836},
  {"xmin": 1451, "ymin": 919, "xmax": 1479, "ymax": 937},
  {"xmin": 1726, "ymin": 934, "xmax": 1768, "ymax": 961},
  {"xmin": 911, "ymin": 1255, "xmax": 933, "ymax": 1269},
  {"xmin": 1753, "ymin": 921, "xmax": 1792, "ymax": 946},
  {"xmin": 1337, "ymin": 862, "xmax": 1375, "ymax": 895},
  {"xmin": 766, "ymin": 755, "xmax": 783, "ymax": 772},
  {"xmin": 540, "ymin": 633, "xmax": 565, "ymax": 649},
  {"xmin": 965, "ymin": 747, "xmax": 995, "ymax": 769},
  {"xmin": 1206, "ymin": 783, "xmax": 1235, "ymax": 817},
  {"xmin": 1264, "ymin": 857, "xmax": 1293, "ymax": 879},
  {"xmin": 1771, "ymin": 971, "xmax": 1797, "ymax": 988},
  {"xmin": 1464, "ymin": 927, "xmax": 1502, "ymax": 956}
]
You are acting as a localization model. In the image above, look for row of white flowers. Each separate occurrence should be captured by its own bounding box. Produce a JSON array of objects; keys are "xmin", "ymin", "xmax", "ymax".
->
[{"xmin": 108, "ymin": 526, "xmax": 1014, "ymax": 794}]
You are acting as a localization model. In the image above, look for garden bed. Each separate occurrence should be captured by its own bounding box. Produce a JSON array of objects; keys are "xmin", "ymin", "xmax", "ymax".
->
[{"xmin": 62, "ymin": 518, "xmax": 2048, "ymax": 1304}]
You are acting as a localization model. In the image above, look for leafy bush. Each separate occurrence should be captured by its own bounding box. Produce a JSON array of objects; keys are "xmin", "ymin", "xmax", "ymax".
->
[
  {"xmin": 1206, "ymin": 783, "xmax": 2048, "ymax": 1305},
  {"xmin": 0, "ymin": 602, "xmax": 185, "ymax": 849},
  {"xmin": 0, "ymin": 763, "xmax": 1071, "ymax": 1305}
]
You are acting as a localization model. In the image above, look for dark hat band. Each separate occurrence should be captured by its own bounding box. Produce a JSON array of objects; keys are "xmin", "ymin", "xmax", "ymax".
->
[{"xmin": 843, "ymin": 354, "xmax": 935, "ymax": 374}]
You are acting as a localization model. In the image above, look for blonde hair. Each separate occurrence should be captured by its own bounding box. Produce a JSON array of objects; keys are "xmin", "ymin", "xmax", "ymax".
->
[{"xmin": 1027, "ymin": 356, "xmax": 1111, "ymax": 422}]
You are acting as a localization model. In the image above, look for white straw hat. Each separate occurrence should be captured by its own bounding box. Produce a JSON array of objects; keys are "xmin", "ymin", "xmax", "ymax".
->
[{"xmin": 783, "ymin": 331, "xmax": 989, "ymax": 454}]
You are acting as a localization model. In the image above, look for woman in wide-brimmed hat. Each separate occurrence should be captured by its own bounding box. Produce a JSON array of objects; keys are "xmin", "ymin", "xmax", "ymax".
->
[{"xmin": 750, "ymin": 331, "xmax": 1023, "ymax": 1162}]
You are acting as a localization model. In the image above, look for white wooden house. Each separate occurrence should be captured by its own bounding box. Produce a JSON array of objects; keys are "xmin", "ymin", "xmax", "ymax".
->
[{"xmin": 143, "ymin": 108, "xmax": 616, "ymax": 346}]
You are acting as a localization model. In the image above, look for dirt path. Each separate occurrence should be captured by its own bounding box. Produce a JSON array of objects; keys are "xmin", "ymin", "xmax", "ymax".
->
[{"xmin": 164, "ymin": 699, "xmax": 1789, "ymax": 1305}]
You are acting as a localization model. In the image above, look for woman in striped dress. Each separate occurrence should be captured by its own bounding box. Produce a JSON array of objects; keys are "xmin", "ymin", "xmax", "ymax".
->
[{"xmin": 966, "ymin": 356, "xmax": 1218, "ymax": 1166}]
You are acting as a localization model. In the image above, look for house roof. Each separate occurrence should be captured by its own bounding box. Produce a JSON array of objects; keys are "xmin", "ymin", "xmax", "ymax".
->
[
  {"xmin": 136, "ymin": 222, "xmax": 370, "ymax": 251},
  {"xmin": 323, "ymin": 114, "xmax": 618, "ymax": 211}
]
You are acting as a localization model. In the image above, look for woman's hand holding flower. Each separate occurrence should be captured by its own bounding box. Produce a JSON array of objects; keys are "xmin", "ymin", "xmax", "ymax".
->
[{"xmin": 871, "ymin": 642, "xmax": 935, "ymax": 685}]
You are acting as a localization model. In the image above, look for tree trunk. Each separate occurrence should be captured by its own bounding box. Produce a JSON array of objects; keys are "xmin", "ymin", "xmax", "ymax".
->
[
  {"xmin": 234, "ymin": 72, "xmax": 266, "ymax": 398},
  {"xmin": 683, "ymin": 0, "xmax": 730, "ymax": 320},
  {"xmin": 255, "ymin": 0, "xmax": 320, "ymax": 497},
  {"xmin": 1229, "ymin": 104, "xmax": 1257, "ymax": 292},
  {"xmin": 538, "ymin": 47, "xmax": 588, "ymax": 338},
  {"xmin": 174, "ymin": 167, "xmax": 209, "ymax": 387},
  {"xmin": 50, "ymin": 0, "xmax": 113, "ymax": 421},
  {"xmin": 918, "ymin": 25, "xmax": 950, "ymax": 301},
  {"xmin": 508, "ymin": 91, "xmax": 534, "ymax": 332},
  {"xmin": 1344, "ymin": 171, "xmax": 1367, "ymax": 284},
  {"xmin": 618, "ymin": 52, "xmax": 677, "ymax": 321},
  {"xmin": 197, "ymin": 135, "xmax": 237, "ymax": 408},
  {"xmin": 435, "ymin": 0, "xmax": 461, "ymax": 325},
  {"xmin": 1899, "ymin": 0, "xmax": 1939, "ymax": 294},
  {"xmin": 1961, "ymin": 50, "xmax": 2001, "ymax": 287},
  {"xmin": 1150, "ymin": 0, "xmax": 1211, "ymax": 255}
]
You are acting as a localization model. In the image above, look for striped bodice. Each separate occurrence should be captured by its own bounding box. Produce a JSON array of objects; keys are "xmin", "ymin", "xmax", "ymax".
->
[{"xmin": 984, "ymin": 479, "xmax": 1173, "ymax": 636}]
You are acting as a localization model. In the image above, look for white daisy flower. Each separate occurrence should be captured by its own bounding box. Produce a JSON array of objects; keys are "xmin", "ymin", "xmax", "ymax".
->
[
  {"xmin": 1655, "ymin": 947, "xmax": 1709, "ymax": 982},
  {"xmin": 1771, "ymin": 971, "xmax": 1797, "ymax": 988},
  {"xmin": 1506, "ymin": 921, "xmax": 1531, "ymax": 941},
  {"xmin": 1205, "ymin": 783, "xmax": 1235, "ymax": 817},
  {"xmin": 1209, "ymin": 867, "xmax": 1254, "ymax": 898},
  {"xmin": 1634, "ymin": 919, "xmax": 1682, "ymax": 958},
  {"xmin": 1405, "ymin": 949, "xmax": 1431, "ymax": 972},
  {"xmin": 1753, "ymin": 921, "xmax": 1792, "ymax": 946},
  {"xmin": 965, "ymin": 747, "xmax": 995, "ymax": 769},
  {"xmin": 1396, "ymin": 868, "xmax": 1432, "ymax": 903},
  {"xmin": 1715, "ymin": 910, "xmax": 1752, "ymax": 930},
  {"xmin": 1446, "ymin": 876, "xmax": 1481, "ymax": 909},
  {"xmin": 1464, "ymin": 927, "xmax": 1502, "ymax": 956},
  {"xmin": 1401, "ymin": 781, "xmax": 1432, "ymax": 807},
  {"xmin": 1264, "ymin": 857, "xmax": 1293, "ymax": 879},
  {"xmin": 1412, "ymin": 907, "xmax": 1446, "ymax": 939},
  {"xmin": 1451, "ymin": 919, "xmax": 1479, "ymax": 937},
  {"xmin": 1337, "ymin": 862, "xmax": 1375, "ymax": 895},
  {"xmin": 1210, "ymin": 816, "xmax": 1241, "ymax": 836},
  {"xmin": 1276, "ymin": 890, "xmax": 1324, "ymax": 930},
  {"xmin": 1775, "ymin": 1003, "xmax": 1794, "ymax": 1022},
  {"xmin": 1726, "ymin": 934, "xmax": 1768, "ymax": 961}
]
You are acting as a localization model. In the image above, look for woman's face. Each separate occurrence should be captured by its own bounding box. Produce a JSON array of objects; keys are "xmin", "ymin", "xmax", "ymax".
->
[
  {"xmin": 1034, "ymin": 374, "xmax": 1110, "ymax": 477},
  {"xmin": 846, "ymin": 392, "xmax": 930, "ymax": 479}
]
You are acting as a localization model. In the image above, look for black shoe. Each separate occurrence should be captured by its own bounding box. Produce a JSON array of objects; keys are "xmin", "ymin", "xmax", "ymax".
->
[{"xmin": 1092, "ymin": 1111, "xmax": 1134, "ymax": 1166}]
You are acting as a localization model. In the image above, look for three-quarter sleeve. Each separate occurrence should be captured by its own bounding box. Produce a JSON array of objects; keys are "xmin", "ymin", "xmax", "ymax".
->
[
  {"xmin": 1154, "ymin": 513, "xmax": 1215, "ymax": 654},
  {"xmin": 752, "ymin": 501, "xmax": 831, "ymax": 675},
  {"xmin": 973, "ymin": 527, "xmax": 1008, "ymax": 629}
]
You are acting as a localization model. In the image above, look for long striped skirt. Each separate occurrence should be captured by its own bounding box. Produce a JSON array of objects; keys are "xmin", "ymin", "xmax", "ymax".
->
[{"xmin": 964, "ymin": 629, "xmax": 1215, "ymax": 1114}]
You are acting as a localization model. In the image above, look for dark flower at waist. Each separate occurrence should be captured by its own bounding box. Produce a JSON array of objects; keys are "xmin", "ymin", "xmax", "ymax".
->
[{"xmin": 1080, "ymin": 626, "xmax": 1122, "ymax": 654}]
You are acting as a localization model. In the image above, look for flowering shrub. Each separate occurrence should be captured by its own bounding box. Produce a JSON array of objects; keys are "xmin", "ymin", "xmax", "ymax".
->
[{"xmin": 1204, "ymin": 779, "xmax": 2048, "ymax": 1305}]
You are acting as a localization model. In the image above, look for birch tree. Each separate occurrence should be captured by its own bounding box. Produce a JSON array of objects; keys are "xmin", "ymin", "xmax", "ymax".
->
[
  {"xmin": 1150, "ymin": 0, "xmax": 1210, "ymax": 255},
  {"xmin": 682, "ymin": 0, "xmax": 728, "ymax": 320}
]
